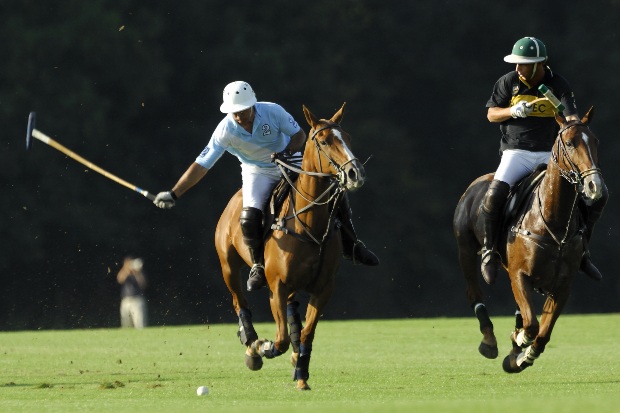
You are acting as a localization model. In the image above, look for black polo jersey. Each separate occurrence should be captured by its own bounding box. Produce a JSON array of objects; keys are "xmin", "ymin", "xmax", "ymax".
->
[{"xmin": 486, "ymin": 67, "xmax": 578, "ymax": 152}]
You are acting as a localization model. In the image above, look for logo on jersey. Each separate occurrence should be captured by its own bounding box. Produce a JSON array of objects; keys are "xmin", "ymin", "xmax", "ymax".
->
[
  {"xmin": 288, "ymin": 116, "xmax": 298, "ymax": 128},
  {"xmin": 262, "ymin": 124, "xmax": 272, "ymax": 136},
  {"xmin": 199, "ymin": 147, "xmax": 210, "ymax": 158}
]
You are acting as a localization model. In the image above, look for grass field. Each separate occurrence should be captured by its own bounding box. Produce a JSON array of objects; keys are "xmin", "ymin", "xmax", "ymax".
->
[{"xmin": 1, "ymin": 315, "xmax": 619, "ymax": 413}]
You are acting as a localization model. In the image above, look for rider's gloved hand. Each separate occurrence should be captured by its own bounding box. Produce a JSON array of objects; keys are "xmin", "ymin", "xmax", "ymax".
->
[
  {"xmin": 510, "ymin": 101, "xmax": 533, "ymax": 118},
  {"xmin": 154, "ymin": 191, "xmax": 177, "ymax": 209},
  {"xmin": 271, "ymin": 150, "xmax": 291, "ymax": 163}
]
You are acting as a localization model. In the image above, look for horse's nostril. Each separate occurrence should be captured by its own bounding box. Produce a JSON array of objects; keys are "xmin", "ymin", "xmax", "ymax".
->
[{"xmin": 348, "ymin": 169, "xmax": 357, "ymax": 181}]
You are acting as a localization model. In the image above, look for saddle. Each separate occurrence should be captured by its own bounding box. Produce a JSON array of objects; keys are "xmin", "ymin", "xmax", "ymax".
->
[
  {"xmin": 503, "ymin": 163, "xmax": 547, "ymax": 224},
  {"xmin": 262, "ymin": 169, "xmax": 299, "ymax": 240}
]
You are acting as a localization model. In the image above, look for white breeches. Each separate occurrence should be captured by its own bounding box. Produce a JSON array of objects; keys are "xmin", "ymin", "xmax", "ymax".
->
[
  {"xmin": 241, "ymin": 168, "xmax": 281, "ymax": 209},
  {"xmin": 494, "ymin": 149, "xmax": 550, "ymax": 187}
]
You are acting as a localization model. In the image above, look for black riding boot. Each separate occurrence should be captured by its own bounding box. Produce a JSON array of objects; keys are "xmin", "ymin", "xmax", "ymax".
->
[
  {"xmin": 338, "ymin": 195, "xmax": 379, "ymax": 266},
  {"xmin": 579, "ymin": 185, "xmax": 608, "ymax": 281},
  {"xmin": 479, "ymin": 179, "xmax": 510, "ymax": 285},
  {"xmin": 240, "ymin": 207, "xmax": 267, "ymax": 291}
]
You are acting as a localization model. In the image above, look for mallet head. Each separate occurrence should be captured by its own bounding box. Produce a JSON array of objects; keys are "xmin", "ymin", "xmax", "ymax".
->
[{"xmin": 26, "ymin": 112, "xmax": 36, "ymax": 150}]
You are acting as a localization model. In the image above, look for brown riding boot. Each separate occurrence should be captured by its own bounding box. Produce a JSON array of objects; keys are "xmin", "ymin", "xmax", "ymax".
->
[
  {"xmin": 240, "ymin": 207, "xmax": 267, "ymax": 291},
  {"xmin": 338, "ymin": 195, "xmax": 379, "ymax": 266},
  {"xmin": 578, "ymin": 185, "xmax": 608, "ymax": 281},
  {"xmin": 580, "ymin": 251, "xmax": 602, "ymax": 281},
  {"xmin": 479, "ymin": 180, "xmax": 510, "ymax": 285}
]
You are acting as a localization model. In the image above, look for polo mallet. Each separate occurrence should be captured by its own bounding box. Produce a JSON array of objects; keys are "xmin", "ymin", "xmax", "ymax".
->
[
  {"xmin": 26, "ymin": 112, "xmax": 156, "ymax": 201},
  {"xmin": 538, "ymin": 84, "xmax": 565, "ymax": 113}
]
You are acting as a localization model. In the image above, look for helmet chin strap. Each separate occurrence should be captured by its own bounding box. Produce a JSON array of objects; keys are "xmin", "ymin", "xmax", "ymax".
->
[{"xmin": 529, "ymin": 63, "xmax": 538, "ymax": 80}]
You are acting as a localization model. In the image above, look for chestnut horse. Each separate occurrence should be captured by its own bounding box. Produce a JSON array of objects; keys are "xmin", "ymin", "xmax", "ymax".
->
[
  {"xmin": 215, "ymin": 103, "xmax": 366, "ymax": 389},
  {"xmin": 453, "ymin": 108, "xmax": 604, "ymax": 372}
]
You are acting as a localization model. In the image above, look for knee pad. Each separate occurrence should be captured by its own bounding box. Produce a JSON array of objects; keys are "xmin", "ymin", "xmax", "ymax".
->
[
  {"xmin": 240, "ymin": 207, "xmax": 263, "ymax": 246},
  {"xmin": 287, "ymin": 301, "xmax": 302, "ymax": 353}
]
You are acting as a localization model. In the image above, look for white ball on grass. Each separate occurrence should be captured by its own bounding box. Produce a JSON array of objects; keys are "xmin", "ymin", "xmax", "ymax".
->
[{"xmin": 196, "ymin": 385, "xmax": 209, "ymax": 396}]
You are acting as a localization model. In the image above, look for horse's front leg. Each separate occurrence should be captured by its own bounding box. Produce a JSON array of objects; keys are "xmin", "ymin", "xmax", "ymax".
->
[
  {"xmin": 294, "ymin": 285, "xmax": 334, "ymax": 391},
  {"xmin": 238, "ymin": 307, "xmax": 263, "ymax": 371},
  {"xmin": 253, "ymin": 279, "xmax": 291, "ymax": 361},
  {"xmin": 523, "ymin": 287, "xmax": 570, "ymax": 365},
  {"xmin": 503, "ymin": 272, "xmax": 540, "ymax": 373}
]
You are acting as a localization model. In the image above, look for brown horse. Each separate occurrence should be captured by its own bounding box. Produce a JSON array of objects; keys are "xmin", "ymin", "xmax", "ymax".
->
[
  {"xmin": 214, "ymin": 103, "xmax": 366, "ymax": 389},
  {"xmin": 453, "ymin": 108, "xmax": 604, "ymax": 372}
]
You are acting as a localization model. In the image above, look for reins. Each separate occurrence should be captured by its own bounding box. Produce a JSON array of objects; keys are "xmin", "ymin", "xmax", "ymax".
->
[
  {"xmin": 515, "ymin": 121, "xmax": 598, "ymax": 250},
  {"xmin": 550, "ymin": 122, "xmax": 601, "ymax": 186},
  {"xmin": 271, "ymin": 123, "xmax": 355, "ymax": 245}
]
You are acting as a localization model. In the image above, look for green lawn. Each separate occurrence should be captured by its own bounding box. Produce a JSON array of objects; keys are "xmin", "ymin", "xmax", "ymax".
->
[{"xmin": 1, "ymin": 315, "xmax": 619, "ymax": 413}]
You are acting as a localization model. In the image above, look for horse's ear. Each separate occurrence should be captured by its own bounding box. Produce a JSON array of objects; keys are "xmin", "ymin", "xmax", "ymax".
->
[
  {"xmin": 581, "ymin": 106, "xmax": 594, "ymax": 125},
  {"xmin": 303, "ymin": 104, "xmax": 320, "ymax": 128},
  {"xmin": 555, "ymin": 112, "xmax": 566, "ymax": 127},
  {"xmin": 330, "ymin": 102, "xmax": 346, "ymax": 124}
]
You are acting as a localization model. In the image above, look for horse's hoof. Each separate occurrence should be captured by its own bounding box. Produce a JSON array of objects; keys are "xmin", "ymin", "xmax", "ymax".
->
[
  {"xmin": 510, "ymin": 344, "xmax": 522, "ymax": 357},
  {"xmin": 296, "ymin": 380, "xmax": 311, "ymax": 391},
  {"xmin": 478, "ymin": 342, "xmax": 498, "ymax": 359},
  {"xmin": 245, "ymin": 353, "xmax": 263, "ymax": 371},
  {"xmin": 502, "ymin": 353, "xmax": 523, "ymax": 373}
]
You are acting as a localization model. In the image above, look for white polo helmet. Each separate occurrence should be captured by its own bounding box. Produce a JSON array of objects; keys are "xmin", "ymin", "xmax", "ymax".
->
[
  {"xmin": 219, "ymin": 81, "xmax": 257, "ymax": 113},
  {"xmin": 504, "ymin": 37, "xmax": 547, "ymax": 64}
]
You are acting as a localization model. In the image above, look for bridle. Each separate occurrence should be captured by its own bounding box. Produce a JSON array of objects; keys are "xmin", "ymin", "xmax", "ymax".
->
[
  {"xmin": 308, "ymin": 122, "xmax": 361, "ymax": 188},
  {"xmin": 550, "ymin": 121, "xmax": 601, "ymax": 187},
  {"xmin": 271, "ymin": 122, "xmax": 362, "ymax": 246},
  {"xmin": 534, "ymin": 121, "xmax": 602, "ymax": 248}
]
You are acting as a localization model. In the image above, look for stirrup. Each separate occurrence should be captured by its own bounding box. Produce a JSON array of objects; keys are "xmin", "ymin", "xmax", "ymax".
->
[{"xmin": 247, "ymin": 264, "xmax": 266, "ymax": 291}]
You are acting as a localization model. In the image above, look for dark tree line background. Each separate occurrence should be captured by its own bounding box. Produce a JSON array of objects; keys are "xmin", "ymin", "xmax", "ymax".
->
[{"xmin": 2, "ymin": 1, "xmax": 620, "ymax": 330}]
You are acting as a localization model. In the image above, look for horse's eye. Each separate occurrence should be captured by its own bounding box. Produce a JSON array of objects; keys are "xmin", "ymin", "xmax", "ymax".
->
[
  {"xmin": 319, "ymin": 140, "xmax": 328, "ymax": 146},
  {"xmin": 566, "ymin": 140, "xmax": 574, "ymax": 148}
]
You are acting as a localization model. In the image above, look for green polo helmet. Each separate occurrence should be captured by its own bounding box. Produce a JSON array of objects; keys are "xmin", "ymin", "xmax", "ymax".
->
[{"xmin": 504, "ymin": 37, "xmax": 547, "ymax": 64}]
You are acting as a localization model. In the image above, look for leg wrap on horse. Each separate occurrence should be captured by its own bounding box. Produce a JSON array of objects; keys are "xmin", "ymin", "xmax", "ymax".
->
[
  {"xmin": 237, "ymin": 308, "xmax": 258, "ymax": 346},
  {"xmin": 514, "ymin": 329, "xmax": 534, "ymax": 348},
  {"xmin": 287, "ymin": 301, "xmax": 302, "ymax": 354},
  {"xmin": 292, "ymin": 343, "xmax": 312, "ymax": 381},
  {"xmin": 516, "ymin": 345, "xmax": 540, "ymax": 368},
  {"xmin": 514, "ymin": 309, "xmax": 524, "ymax": 330},
  {"xmin": 258, "ymin": 340, "xmax": 282, "ymax": 359},
  {"xmin": 473, "ymin": 302, "xmax": 493, "ymax": 331}
]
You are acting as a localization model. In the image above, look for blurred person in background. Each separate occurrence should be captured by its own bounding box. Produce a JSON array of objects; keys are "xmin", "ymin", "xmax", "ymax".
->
[{"xmin": 117, "ymin": 256, "xmax": 148, "ymax": 328}]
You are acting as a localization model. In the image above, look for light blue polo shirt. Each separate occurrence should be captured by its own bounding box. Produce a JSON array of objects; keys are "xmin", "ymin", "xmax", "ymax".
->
[{"xmin": 195, "ymin": 102, "xmax": 301, "ymax": 173}]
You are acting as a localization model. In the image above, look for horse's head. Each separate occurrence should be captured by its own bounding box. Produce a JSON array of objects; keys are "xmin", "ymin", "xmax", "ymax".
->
[
  {"xmin": 302, "ymin": 103, "xmax": 366, "ymax": 192},
  {"xmin": 553, "ymin": 106, "xmax": 604, "ymax": 201}
]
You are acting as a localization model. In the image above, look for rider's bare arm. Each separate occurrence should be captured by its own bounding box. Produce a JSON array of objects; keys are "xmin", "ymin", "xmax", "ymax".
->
[
  {"xmin": 487, "ymin": 106, "xmax": 512, "ymax": 123},
  {"xmin": 171, "ymin": 162, "xmax": 209, "ymax": 198},
  {"xmin": 286, "ymin": 129, "xmax": 307, "ymax": 153}
]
